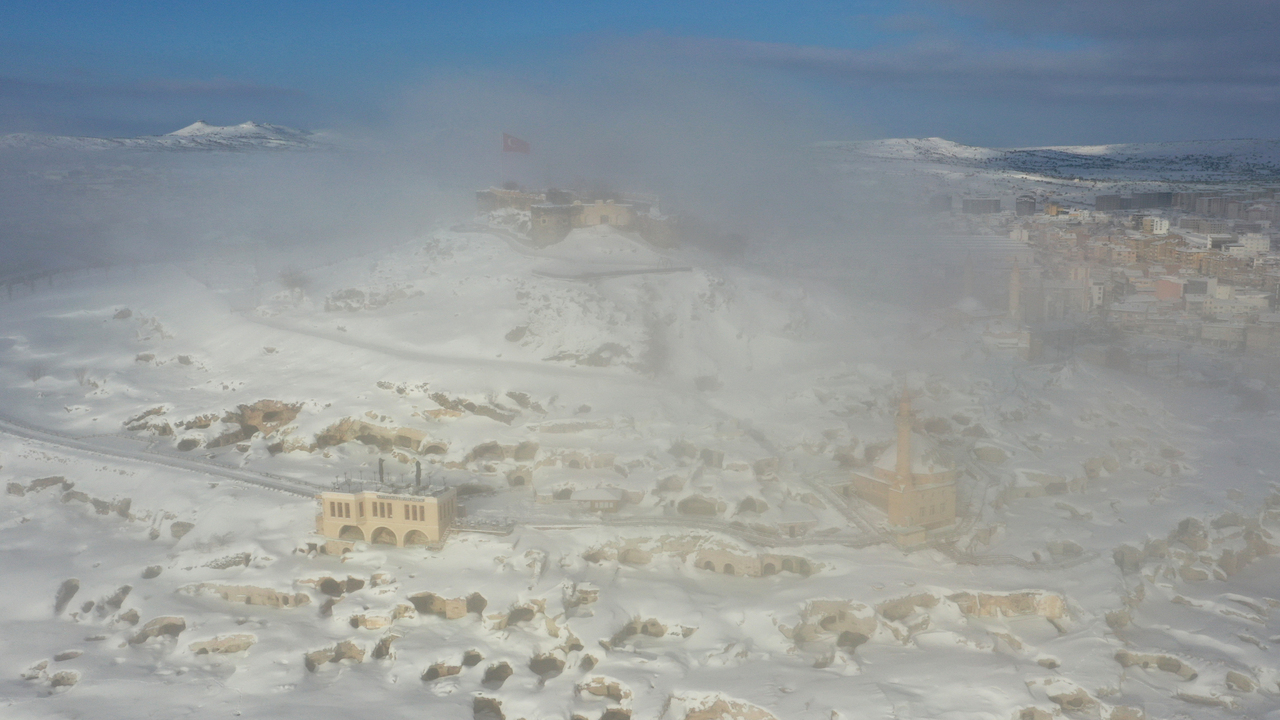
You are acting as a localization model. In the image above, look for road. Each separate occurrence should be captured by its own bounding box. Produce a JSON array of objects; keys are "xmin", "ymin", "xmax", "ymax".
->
[
  {"xmin": 239, "ymin": 313, "xmax": 659, "ymax": 388},
  {"xmin": 0, "ymin": 412, "xmax": 318, "ymax": 498}
]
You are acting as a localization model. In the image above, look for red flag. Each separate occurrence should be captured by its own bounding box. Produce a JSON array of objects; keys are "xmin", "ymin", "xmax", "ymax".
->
[{"xmin": 502, "ymin": 133, "xmax": 530, "ymax": 153}]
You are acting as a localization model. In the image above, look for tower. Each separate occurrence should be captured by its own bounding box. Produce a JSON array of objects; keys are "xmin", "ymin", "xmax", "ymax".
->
[{"xmin": 894, "ymin": 392, "xmax": 914, "ymax": 488}]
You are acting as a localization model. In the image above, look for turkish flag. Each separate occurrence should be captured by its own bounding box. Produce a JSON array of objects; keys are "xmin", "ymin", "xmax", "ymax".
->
[{"xmin": 502, "ymin": 133, "xmax": 530, "ymax": 153}]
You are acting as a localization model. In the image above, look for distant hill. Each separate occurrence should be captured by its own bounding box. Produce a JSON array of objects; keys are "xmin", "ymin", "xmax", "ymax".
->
[
  {"xmin": 817, "ymin": 136, "xmax": 1280, "ymax": 183},
  {"xmin": 0, "ymin": 121, "xmax": 324, "ymax": 152}
]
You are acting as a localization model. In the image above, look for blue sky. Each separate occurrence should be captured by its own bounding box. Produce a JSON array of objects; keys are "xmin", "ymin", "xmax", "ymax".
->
[{"xmin": 2, "ymin": 0, "xmax": 1277, "ymax": 145}]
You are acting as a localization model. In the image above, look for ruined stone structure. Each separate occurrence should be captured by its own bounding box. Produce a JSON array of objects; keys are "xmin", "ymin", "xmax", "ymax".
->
[
  {"xmin": 316, "ymin": 486, "xmax": 457, "ymax": 546},
  {"xmin": 848, "ymin": 394, "xmax": 957, "ymax": 540},
  {"xmin": 475, "ymin": 187, "xmax": 545, "ymax": 213},
  {"xmin": 530, "ymin": 199, "xmax": 637, "ymax": 247}
]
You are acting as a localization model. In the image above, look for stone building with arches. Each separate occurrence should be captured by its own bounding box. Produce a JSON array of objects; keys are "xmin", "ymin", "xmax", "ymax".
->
[
  {"xmin": 315, "ymin": 485, "xmax": 457, "ymax": 547},
  {"xmin": 693, "ymin": 548, "xmax": 814, "ymax": 578}
]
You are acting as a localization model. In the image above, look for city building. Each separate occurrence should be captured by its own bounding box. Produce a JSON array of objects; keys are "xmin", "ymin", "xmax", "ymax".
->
[
  {"xmin": 1095, "ymin": 195, "xmax": 1127, "ymax": 212},
  {"xmin": 316, "ymin": 485, "xmax": 457, "ymax": 547},
  {"xmin": 1140, "ymin": 216, "xmax": 1170, "ymax": 235},
  {"xmin": 1240, "ymin": 233, "xmax": 1272, "ymax": 255},
  {"xmin": 962, "ymin": 198, "xmax": 1002, "ymax": 214},
  {"xmin": 1015, "ymin": 195, "xmax": 1036, "ymax": 216}
]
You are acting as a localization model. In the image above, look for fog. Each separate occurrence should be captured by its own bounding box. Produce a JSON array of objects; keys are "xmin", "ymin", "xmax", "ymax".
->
[
  {"xmin": 3, "ymin": 20, "xmax": 1280, "ymax": 720},
  {"xmin": 0, "ymin": 45, "xmax": 892, "ymax": 281}
]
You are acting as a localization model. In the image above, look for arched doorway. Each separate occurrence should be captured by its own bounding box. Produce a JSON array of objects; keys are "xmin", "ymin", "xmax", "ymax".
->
[
  {"xmin": 762, "ymin": 562, "xmax": 777, "ymax": 576},
  {"xmin": 722, "ymin": 563, "xmax": 735, "ymax": 575},
  {"xmin": 701, "ymin": 560, "xmax": 715, "ymax": 571},
  {"xmin": 338, "ymin": 525, "xmax": 364, "ymax": 541},
  {"xmin": 781, "ymin": 558, "xmax": 795, "ymax": 573},
  {"xmin": 370, "ymin": 527, "xmax": 397, "ymax": 546},
  {"xmin": 404, "ymin": 530, "xmax": 429, "ymax": 546}
]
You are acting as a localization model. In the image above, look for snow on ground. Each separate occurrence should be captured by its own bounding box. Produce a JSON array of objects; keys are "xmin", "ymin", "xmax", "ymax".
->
[
  {"xmin": 2, "ymin": 222, "xmax": 1280, "ymax": 720},
  {"xmin": 815, "ymin": 136, "xmax": 1280, "ymax": 212},
  {"xmin": 0, "ymin": 121, "xmax": 324, "ymax": 152}
]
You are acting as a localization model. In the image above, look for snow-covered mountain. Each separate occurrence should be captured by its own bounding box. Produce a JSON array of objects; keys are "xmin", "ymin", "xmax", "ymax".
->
[
  {"xmin": 0, "ymin": 121, "xmax": 323, "ymax": 152},
  {"xmin": 818, "ymin": 136, "xmax": 1280, "ymax": 183}
]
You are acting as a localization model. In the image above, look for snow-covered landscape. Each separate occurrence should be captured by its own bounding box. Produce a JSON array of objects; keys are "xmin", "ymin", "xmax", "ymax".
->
[
  {"xmin": 816, "ymin": 137, "xmax": 1280, "ymax": 212},
  {"xmin": 1, "ymin": 121, "xmax": 1278, "ymax": 720},
  {"xmin": 0, "ymin": 121, "xmax": 325, "ymax": 152}
]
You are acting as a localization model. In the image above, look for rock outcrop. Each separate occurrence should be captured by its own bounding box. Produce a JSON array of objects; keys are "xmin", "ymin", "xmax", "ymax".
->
[
  {"xmin": 53, "ymin": 579, "xmax": 80, "ymax": 615},
  {"xmin": 190, "ymin": 634, "xmax": 256, "ymax": 655},
  {"xmin": 305, "ymin": 640, "xmax": 365, "ymax": 671},
  {"xmin": 130, "ymin": 616, "xmax": 186, "ymax": 644},
  {"xmin": 184, "ymin": 583, "xmax": 310, "ymax": 609}
]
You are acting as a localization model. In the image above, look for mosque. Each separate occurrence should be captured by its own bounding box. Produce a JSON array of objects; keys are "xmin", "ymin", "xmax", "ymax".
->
[{"xmin": 846, "ymin": 393, "xmax": 958, "ymax": 546}]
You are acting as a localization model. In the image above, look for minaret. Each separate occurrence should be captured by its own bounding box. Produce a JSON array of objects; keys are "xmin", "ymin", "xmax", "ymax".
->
[
  {"xmin": 894, "ymin": 392, "xmax": 914, "ymax": 488},
  {"xmin": 1008, "ymin": 259, "xmax": 1022, "ymax": 324}
]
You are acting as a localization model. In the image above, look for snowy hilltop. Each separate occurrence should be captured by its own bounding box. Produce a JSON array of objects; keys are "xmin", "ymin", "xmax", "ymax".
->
[
  {"xmin": 0, "ymin": 121, "xmax": 324, "ymax": 152},
  {"xmin": 817, "ymin": 136, "xmax": 1280, "ymax": 184}
]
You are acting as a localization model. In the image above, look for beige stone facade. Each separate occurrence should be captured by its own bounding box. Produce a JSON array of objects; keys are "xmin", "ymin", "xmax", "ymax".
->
[
  {"xmin": 476, "ymin": 188, "xmax": 545, "ymax": 213},
  {"xmin": 529, "ymin": 199, "xmax": 640, "ymax": 246},
  {"xmin": 576, "ymin": 199, "xmax": 636, "ymax": 228},
  {"xmin": 316, "ymin": 487, "xmax": 457, "ymax": 546},
  {"xmin": 847, "ymin": 394, "xmax": 957, "ymax": 531}
]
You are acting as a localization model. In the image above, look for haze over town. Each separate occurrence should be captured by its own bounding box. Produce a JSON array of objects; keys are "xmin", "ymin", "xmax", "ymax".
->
[{"xmin": 3, "ymin": 3, "xmax": 1280, "ymax": 720}]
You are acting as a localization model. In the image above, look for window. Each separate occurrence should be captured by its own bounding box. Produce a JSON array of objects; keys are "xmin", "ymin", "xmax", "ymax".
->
[
  {"xmin": 329, "ymin": 501, "xmax": 335, "ymax": 517},
  {"xmin": 404, "ymin": 504, "xmax": 410, "ymax": 520},
  {"xmin": 344, "ymin": 503, "xmax": 351, "ymax": 518}
]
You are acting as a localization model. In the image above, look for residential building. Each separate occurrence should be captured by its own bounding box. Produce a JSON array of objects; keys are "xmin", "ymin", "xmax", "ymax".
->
[
  {"xmin": 962, "ymin": 198, "xmax": 1002, "ymax": 214},
  {"xmin": 1141, "ymin": 216, "xmax": 1170, "ymax": 235}
]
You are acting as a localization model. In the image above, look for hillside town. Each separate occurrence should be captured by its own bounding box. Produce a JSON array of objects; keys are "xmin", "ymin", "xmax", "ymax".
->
[{"xmin": 928, "ymin": 187, "xmax": 1280, "ymax": 380}]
